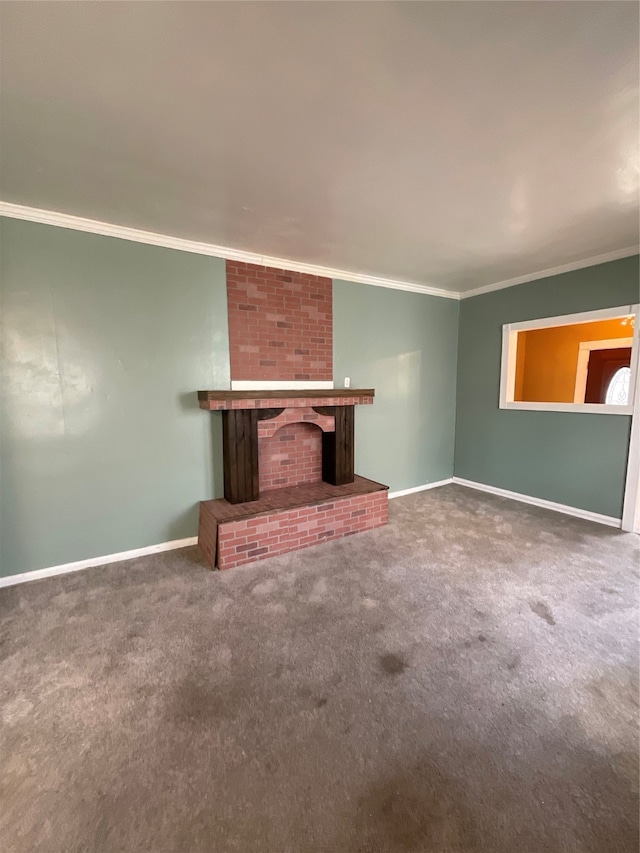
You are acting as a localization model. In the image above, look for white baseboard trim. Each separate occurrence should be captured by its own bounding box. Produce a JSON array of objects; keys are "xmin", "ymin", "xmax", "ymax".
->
[
  {"xmin": 452, "ymin": 477, "xmax": 621, "ymax": 528},
  {"xmin": 388, "ymin": 478, "xmax": 453, "ymax": 499},
  {"xmin": 0, "ymin": 537, "xmax": 198, "ymax": 589},
  {"xmin": 2, "ymin": 483, "xmax": 452, "ymax": 587},
  {"xmin": 2, "ymin": 476, "xmax": 619, "ymax": 587}
]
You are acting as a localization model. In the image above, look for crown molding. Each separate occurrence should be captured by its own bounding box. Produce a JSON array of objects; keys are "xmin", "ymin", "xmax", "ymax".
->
[
  {"xmin": 3, "ymin": 201, "xmax": 637, "ymax": 302},
  {"xmin": 0, "ymin": 201, "xmax": 460, "ymax": 301},
  {"xmin": 459, "ymin": 246, "xmax": 640, "ymax": 299}
]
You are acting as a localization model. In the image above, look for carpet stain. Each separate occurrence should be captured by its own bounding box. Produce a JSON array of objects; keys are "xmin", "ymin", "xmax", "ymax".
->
[
  {"xmin": 379, "ymin": 653, "xmax": 409, "ymax": 675},
  {"xmin": 170, "ymin": 678, "xmax": 240, "ymax": 723},
  {"xmin": 463, "ymin": 634, "xmax": 488, "ymax": 649},
  {"xmin": 351, "ymin": 761, "xmax": 480, "ymax": 851},
  {"xmin": 506, "ymin": 654, "xmax": 521, "ymax": 671},
  {"xmin": 529, "ymin": 600, "xmax": 556, "ymax": 625},
  {"xmin": 298, "ymin": 686, "xmax": 329, "ymax": 708},
  {"xmin": 587, "ymin": 673, "xmax": 640, "ymax": 710}
]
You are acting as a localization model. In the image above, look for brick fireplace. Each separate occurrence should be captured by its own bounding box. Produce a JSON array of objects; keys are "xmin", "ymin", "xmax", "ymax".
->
[{"xmin": 196, "ymin": 261, "xmax": 389, "ymax": 570}]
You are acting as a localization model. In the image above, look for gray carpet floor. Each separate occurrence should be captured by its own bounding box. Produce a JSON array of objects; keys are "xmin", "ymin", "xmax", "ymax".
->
[{"xmin": 1, "ymin": 484, "xmax": 638, "ymax": 853}]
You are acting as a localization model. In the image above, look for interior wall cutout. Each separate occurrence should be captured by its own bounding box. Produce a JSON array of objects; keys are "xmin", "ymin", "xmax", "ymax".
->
[
  {"xmin": 500, "ymin": 304, "xmax": 638, "ymax": 414},
  {"xmin": 455, "ymin": 254, "xmax": 639, "ymax": 518}
]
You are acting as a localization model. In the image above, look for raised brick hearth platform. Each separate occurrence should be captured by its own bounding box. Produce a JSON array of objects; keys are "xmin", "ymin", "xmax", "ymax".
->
[{"xmin": 199, "ymin": 476, "xmax": 388, "ymax": 570}]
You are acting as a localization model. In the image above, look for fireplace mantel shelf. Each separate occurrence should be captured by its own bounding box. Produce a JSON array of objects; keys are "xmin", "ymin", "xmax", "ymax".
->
[
  {"xmin": 198, "ymin": 388, "xmax": 374, "ymax": 411},
  {"xmin": 198, "ymin": 388, "xmax": 374, "ymax": 401}
]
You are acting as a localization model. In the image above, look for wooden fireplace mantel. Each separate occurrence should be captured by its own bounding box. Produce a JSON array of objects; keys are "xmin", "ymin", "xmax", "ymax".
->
[{"xmin": 198, "ymin": 388, "xmax": 374, "ymax": 410}]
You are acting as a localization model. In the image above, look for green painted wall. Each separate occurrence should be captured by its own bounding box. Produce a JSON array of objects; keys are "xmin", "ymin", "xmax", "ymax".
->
[
  {"xmin": 333, "ymin": 280, "xmax": 459, "ymax": 491},
  {"xmin": 0, "ymin": 218, "xmax": 230, "ymax": 578},
  {"xmin": 454, "ymin": 256, "xmax": 639, "ymax": 518},
  {"xmin": 2, "ymin": 217, "xmax": 633, "ymax": 577}
]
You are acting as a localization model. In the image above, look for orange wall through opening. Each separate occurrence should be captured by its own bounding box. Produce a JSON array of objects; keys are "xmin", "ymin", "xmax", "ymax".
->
[{"xmin": 515, "ymin": 318, "xmax": 633, "ymax": 403}]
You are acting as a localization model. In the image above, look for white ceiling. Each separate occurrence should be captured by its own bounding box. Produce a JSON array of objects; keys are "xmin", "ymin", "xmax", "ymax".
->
[{"xmin": 1, "ymin": 2, "xmax": 638, "ymax": 294}]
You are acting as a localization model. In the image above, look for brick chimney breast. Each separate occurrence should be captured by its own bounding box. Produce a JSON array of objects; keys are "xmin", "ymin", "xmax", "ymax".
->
[{"xmin": 226, "ymin": 261, "xmax": 332, "ymax": 382}]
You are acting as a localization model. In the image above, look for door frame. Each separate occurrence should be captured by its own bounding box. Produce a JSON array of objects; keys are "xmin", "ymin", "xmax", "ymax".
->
[
  {"xmin": 573, "ymin": 338, "xmax": 633, "ymax": 403},
  {"xmin": 622, "ymin": 311, "xmax": 640, "ymax": 532}
]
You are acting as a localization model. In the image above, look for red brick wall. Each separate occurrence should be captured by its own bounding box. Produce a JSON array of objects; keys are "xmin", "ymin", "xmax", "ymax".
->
[
  {"xmin": 226, "ymin": 261, "xmax": 332, "ymax": 382},
  {"xmin": 217, "ymin": 490, "xmax": 388, "ymax": 569},
  {"xmin": 257, "ymin": 407, "xmax": 335, "ymax": 492},
  {"xmin": 259, "ymin": 422, "xmax": 323, "ymax": 492},
  {"xmin": 257, "ymin": 406, "xmax": 336, "ymax": 439}
]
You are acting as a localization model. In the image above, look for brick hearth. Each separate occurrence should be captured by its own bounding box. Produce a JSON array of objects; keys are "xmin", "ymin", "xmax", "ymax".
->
[{"xmin": 199, "ymin": 476, "xmax": 388, "ymax": 570}]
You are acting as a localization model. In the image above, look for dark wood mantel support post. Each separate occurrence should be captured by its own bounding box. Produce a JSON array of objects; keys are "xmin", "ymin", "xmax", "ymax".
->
[
  {"xmin": 221, "ymin": 409, "xmax": 259, "ymax": 503},
  {"xmin": 316, "ymin": 405, "xmax": 355, "ymax": 486},
  {"xmin": 220, "ymin": 407, "xmax": 285, "ymax": 504}
]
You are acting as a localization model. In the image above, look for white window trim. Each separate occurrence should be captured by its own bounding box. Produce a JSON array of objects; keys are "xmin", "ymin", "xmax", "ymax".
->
[
  {"xmin": 573, "ymin": 338, "xmax": 634, "ymax": 403},
  {"xmin": 499, "ymin": 304, "xmax": 639, "ymax": 415}
]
